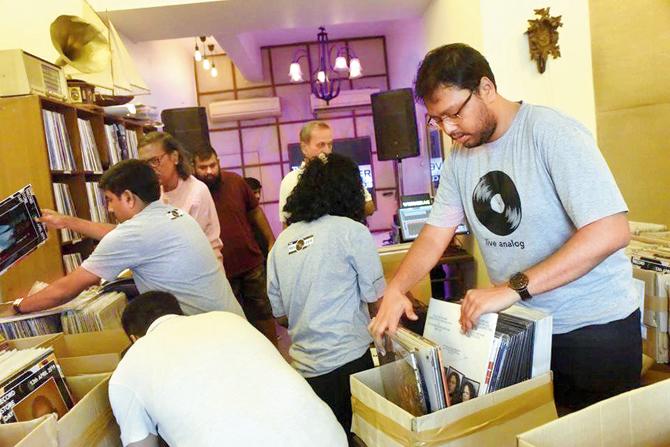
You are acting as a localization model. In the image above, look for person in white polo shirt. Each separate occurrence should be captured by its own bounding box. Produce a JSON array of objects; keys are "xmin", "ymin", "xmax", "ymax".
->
[
  {"xmin": 109, "ymin": 291, "xmax": 346, "ymax": 447},
  {"xmin": 278, "ymin": 121, "xmax": 375, "ymax": 227}
]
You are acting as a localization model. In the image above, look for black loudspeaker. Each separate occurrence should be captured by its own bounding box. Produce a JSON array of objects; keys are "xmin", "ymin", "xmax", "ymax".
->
[
  {"xmin": 161, "ymin": 107, "xmax": 211, "ymax": 154},
  {"xmin": 371, "ymin": 88, "xmax": 420, "ymax": 161}
]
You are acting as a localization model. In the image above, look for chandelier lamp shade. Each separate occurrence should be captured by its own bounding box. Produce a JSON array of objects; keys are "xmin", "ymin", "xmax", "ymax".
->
[{"xmin": 289, "ymin": 26, "xmax": 363, "ymax": 104}]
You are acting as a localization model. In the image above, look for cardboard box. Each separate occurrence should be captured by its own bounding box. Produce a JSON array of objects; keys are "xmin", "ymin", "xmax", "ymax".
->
[
  {"xmin": 517, "ymin": 379, "xmax": 670, "ymax": 446},
  {"xmin": 351, "ymin": 368, "xmax": 557, "ymax": 446},
  {"xmin": 8, "ymin": 330, "xmax": 130, "ymax": 375},
  {"xmin": 0, "ymin": 374, "xmax": 121, "ymax": 447},
  {"xmin": 59, "ymin": 373, "xmax": 121, "ymax": 447},
  {"xmin": 634, "ymin": 267, "xmax": 670, "ymax": 363},
  {"xmin": 0, "ymin": 415, "xmax": 57, "ymax": 447}
]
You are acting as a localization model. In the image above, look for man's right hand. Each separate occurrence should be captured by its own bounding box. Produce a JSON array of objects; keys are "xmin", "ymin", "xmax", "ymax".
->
[
  {"xmin": 368, "ymin": 287, "xmax": 418, "ymax": 345},
  {"xmin": 38, "ymin": 209, "xmax": 70, "ymax": 230}
]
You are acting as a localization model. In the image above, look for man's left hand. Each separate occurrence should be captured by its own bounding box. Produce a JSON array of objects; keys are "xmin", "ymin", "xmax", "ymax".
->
[{"xmin": 459, "ymin": 286, "xmax": 520, "ymax": 332}]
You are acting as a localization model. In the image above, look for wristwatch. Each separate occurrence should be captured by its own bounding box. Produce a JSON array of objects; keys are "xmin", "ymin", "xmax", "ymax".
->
[
  {"xmin": 12, "ymin": 298, "xmax": 24, "ymax": 314},
  {"xmin": 508, "ymin": 272, "xmax": 532, "ymax": 301}
]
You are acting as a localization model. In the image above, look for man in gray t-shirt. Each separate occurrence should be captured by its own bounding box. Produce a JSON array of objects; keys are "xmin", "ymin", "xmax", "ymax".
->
[
  {"xmin": 8, "ymin": 159, "xmax": 243, "ymax": 318},
  {"xmin": 370, "ymin": 44, "xmax": 640, "ymax": 410}
]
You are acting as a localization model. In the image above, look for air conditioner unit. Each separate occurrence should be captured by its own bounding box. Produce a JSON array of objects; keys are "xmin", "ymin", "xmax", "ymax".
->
[
  {"xmin": 208, "ymin": 97, "xmax": 281, "ymax": 122},
  {"xmin": 310, "ymin": 88, "xmax": 379, "ymax": 112}
]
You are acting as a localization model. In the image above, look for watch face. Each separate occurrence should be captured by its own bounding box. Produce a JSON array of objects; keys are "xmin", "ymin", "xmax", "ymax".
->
[{"xmin": 510, "ymin": 272, "xmax": 529, "ymax": 290}]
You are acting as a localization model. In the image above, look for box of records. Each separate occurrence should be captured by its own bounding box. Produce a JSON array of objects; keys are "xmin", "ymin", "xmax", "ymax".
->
[
  {"xmin": 0, "ymin": 374, "xmax": 120, "ymax": 447},
  {"xmin": 352, "ymin": 299, "xmax": 556, "ymax": 446},
  {"xmin": 0, "ymin": 414, "xmax": 57, "ymax": 447},
  {"xmin": 517, "ymin": 377, "xmax": 670, "ymax": 447},
  {"xmin": 0, "ymin": 348, "xmax": 74, "ymax": 425},
  {"xmin": 7, "ymin": 329, "xmax": 130, "ymax": 376}
]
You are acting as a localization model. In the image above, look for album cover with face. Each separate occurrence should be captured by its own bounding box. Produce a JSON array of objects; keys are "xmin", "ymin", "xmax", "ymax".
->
[{"xmin": 0, "ymin": 185, "xmax": 48, "ymax": 276}]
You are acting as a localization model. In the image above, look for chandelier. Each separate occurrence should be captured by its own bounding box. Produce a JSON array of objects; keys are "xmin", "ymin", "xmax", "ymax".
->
[
  {"xmin": 194, "ymin": 36, "xmax": 218, "ymax": 78},
  {"xmin": 288, "ymin": 27, "xmax": 363, "ymax": 104}
]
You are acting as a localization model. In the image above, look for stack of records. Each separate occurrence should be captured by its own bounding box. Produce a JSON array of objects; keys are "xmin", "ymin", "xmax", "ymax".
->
[
  {"xmin": 62, "ymin": 253, "xmax": 83, "ymax": 274},
  {"xmin": 42, "ymin": 110, "xmax": 76, "ymax": 173},
  {"xmin": 0, "ymin": 312, "xmax": 62, "ymax": 340},
  {"xmin": 0, "ymin": 347, "xmax": 74, "ymax": 423},
  {"xmin": 379, "ymin": 327, "xmax": 448, "ymax": 415},
  {"xmin": 422, "ymin": 299, "xmax": 551, "ymax": 406},
  {"xmin": 77, "ymin": 118, "xmax": 103, "ymax": 174},
  {"xmin": 52, "ymin": 183, "xmax": 82, "ymax": 243},
  {"xmin": 60, "ymin": 290, "xmax": 127, "ymax": 334},
  {"xmin": 85, "ymin": 182, "xmax": 109, "ymax": 223},
  {"xmin": 0, "ymin": 288, "xmax": 127, "ymax": 339},
  {"xmin": 104, "ymin": 123, "xmax": 123, "ymax": 165},
  {"xmin": 125, "ymin": 129, "xmax": 139, "ymax": 159}
]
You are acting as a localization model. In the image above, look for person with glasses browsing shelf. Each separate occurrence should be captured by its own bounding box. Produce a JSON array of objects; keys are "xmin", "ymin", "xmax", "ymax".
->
[
  {"xmin": 38, "ymin": 132, "xmax": 224, "ymax": 262},
  {"xmin": 370, "ymin": 43, "xmax": 640, "ymax": 412}
]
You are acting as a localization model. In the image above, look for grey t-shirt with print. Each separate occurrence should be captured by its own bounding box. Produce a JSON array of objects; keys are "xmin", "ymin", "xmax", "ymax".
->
[
  {"xmin": 428, "ymin": 103, "xmax": 637, "ymax": 334},
  {"xmin": 267, "ymin": 215, "xmax": 386, "ymax": 377},
  {"xmin": 82, "ymin": 201, "xmax": 244, "ymax": 317}
]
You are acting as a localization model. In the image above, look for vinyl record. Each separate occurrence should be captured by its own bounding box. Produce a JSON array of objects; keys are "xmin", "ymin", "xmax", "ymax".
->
[{"xmin": 472, "ymin": 171, "xmax": 522, "ymax": 236}]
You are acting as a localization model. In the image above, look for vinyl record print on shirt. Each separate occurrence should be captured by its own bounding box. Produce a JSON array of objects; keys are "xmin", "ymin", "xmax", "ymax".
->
[{"xmin": 472, "ymin": 171, "xmax": 522, "ymax": 236}]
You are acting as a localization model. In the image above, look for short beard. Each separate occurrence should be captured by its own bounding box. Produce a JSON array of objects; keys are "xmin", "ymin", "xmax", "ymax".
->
[
  {"xmin": 464, "ymin": 108, "xmax": 497, "ymax": 148},
  {"xmin": 199, "ymin": 172, "xmax": 222, "ymax": 191}
]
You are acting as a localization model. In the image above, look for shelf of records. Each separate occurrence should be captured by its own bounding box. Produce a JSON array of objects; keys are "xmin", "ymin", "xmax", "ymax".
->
[
  {"xmin": 51, "ymin": 181, "xmax": 109, "ymax": 243},
  {"xmin": 376, "ymin": 299, "xmax": 552, "ymax": 416},
  {"xmin": 0, "ymin": 287, "xmax": 127, "ymax": 340},
  {"xmin": 42, "ymin": 107, "xmax": 142, "ymax": 175}
]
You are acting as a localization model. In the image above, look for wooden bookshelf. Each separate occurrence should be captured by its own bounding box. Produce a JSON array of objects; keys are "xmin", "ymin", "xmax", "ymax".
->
[{"xmin": 0, "ymin": 95, "xmax": 154, "ymax": 302}]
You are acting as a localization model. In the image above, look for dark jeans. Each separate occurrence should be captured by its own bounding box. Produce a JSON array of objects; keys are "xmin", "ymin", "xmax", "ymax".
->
[
  {"xmin": 306, "ymin": 350, "xmax": 374, "ymax": 438},
  {"xmin": 551, "ymin": 309, "xmax": 642, "ymax": 411},
  {"xmin": 229, "ymin": 264, "xmax": 273, "ymax": 321}
]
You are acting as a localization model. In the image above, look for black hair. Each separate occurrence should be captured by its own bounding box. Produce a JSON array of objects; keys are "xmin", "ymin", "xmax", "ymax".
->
[
  {"xmin": 284, "ymin": 153, "xmax": 365, "ymax": 225},
  {"xmin": 415, "ymin": 43, "xmax": 496, "ymax": 103},
  {"xmin": 192, "ymin": 145, "xmax": 218, "ymax": 164},
  {"xmin": 461, "ymin": 381, "xmax": 476, "ymax": 399},
  {"xmin": 244, "ymin": 177, "xmax": 262, "ymax": 191},
  {"xmin": 99, "ymin": 159, "xmax": 161, "ymax": 203},
  {"xmin": 121, "ymin": 291, "xmax": 184, "ymax": 338},
  {"xmin": 138, "ymin": 131, "xmax": 192, "ymax": 179}
]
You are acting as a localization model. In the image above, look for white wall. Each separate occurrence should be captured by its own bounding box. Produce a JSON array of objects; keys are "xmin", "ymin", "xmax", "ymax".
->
[
  {"xmin": 121, "ymin": 36, "xmax": 198, "ymax": 114},
  {"xmin": 480, "ymin": 0, "xmax": 597, "ymax": 134}
]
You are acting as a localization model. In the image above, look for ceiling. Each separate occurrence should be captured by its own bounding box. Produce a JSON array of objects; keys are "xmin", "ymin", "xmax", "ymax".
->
[{"xmin": 89, "ymin": 0, "xmax": 432, "ymax": 81}]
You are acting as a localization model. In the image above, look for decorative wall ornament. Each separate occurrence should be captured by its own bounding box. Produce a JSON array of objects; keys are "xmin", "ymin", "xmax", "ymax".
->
[{"xmin": 525, "ymin": 7, "xmax": 563, "ymax": 74}]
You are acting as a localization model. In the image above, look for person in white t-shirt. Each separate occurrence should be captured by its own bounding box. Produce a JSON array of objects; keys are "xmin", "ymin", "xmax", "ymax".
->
[
  {"xmin": 109, "ymin": 291, "xmax": 346, "ymax": 447},
  {"xmin": 278, "ymin": 121, "xmax": 375, "ymax": 226}
]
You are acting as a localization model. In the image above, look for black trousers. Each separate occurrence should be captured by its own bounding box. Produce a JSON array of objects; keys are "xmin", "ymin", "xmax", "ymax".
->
[
  {"xmin": 551, "ymin": 309, "xmax": 642, "ymax": 411},
  {"xmin": 306, "ymin": 350, "xmax": 374, "ymax": 437}
]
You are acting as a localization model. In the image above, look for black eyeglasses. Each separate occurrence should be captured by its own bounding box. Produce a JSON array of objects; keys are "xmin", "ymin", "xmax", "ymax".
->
[{"xmin": 427, "ymin": 90, "xmax": 474, "ymax": 129}]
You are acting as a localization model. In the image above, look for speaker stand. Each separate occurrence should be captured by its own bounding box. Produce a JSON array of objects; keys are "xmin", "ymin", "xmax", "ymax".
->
[{"xmin": 396, "ymin": 157, "xmax": 405, "ymax": 198}]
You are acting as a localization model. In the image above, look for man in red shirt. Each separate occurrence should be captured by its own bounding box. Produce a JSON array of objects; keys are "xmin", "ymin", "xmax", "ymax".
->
[{"xmin": 193, "ymin": 146, "xmax": 277, "ymax": 345}]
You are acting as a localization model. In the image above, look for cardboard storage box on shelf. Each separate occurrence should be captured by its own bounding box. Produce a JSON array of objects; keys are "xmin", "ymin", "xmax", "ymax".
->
[
  {"xmin": 633, "ymin": 267, "xmax": 670, "ymax": 363},
  {"xmin": 0, "ymin": 415, "xmax": 57, "ymax": 447},
  {"xmin": 7, "ymin": 330, "xmax": 130, "ymax": 375},
  {"xmin": 351, "ymin": 367, "xmax": 557, "ymax": 447},
  {"xmin": 0, "ymin": 374, "xmax": 120, "ymax": 447},
  {"xmin": 517, "ymin": 378, "xmax": 670, "ymax": 447}
]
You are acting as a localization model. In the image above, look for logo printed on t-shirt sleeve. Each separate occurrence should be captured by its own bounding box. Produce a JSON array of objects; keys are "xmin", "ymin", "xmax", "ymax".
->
[
  {"xmin": 166, "ymin": 208, "xmax": 185, "ymax": 220},
  {"xmin": 288, "ymin": 235, "xmax": 314, "ymax": 255}
]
